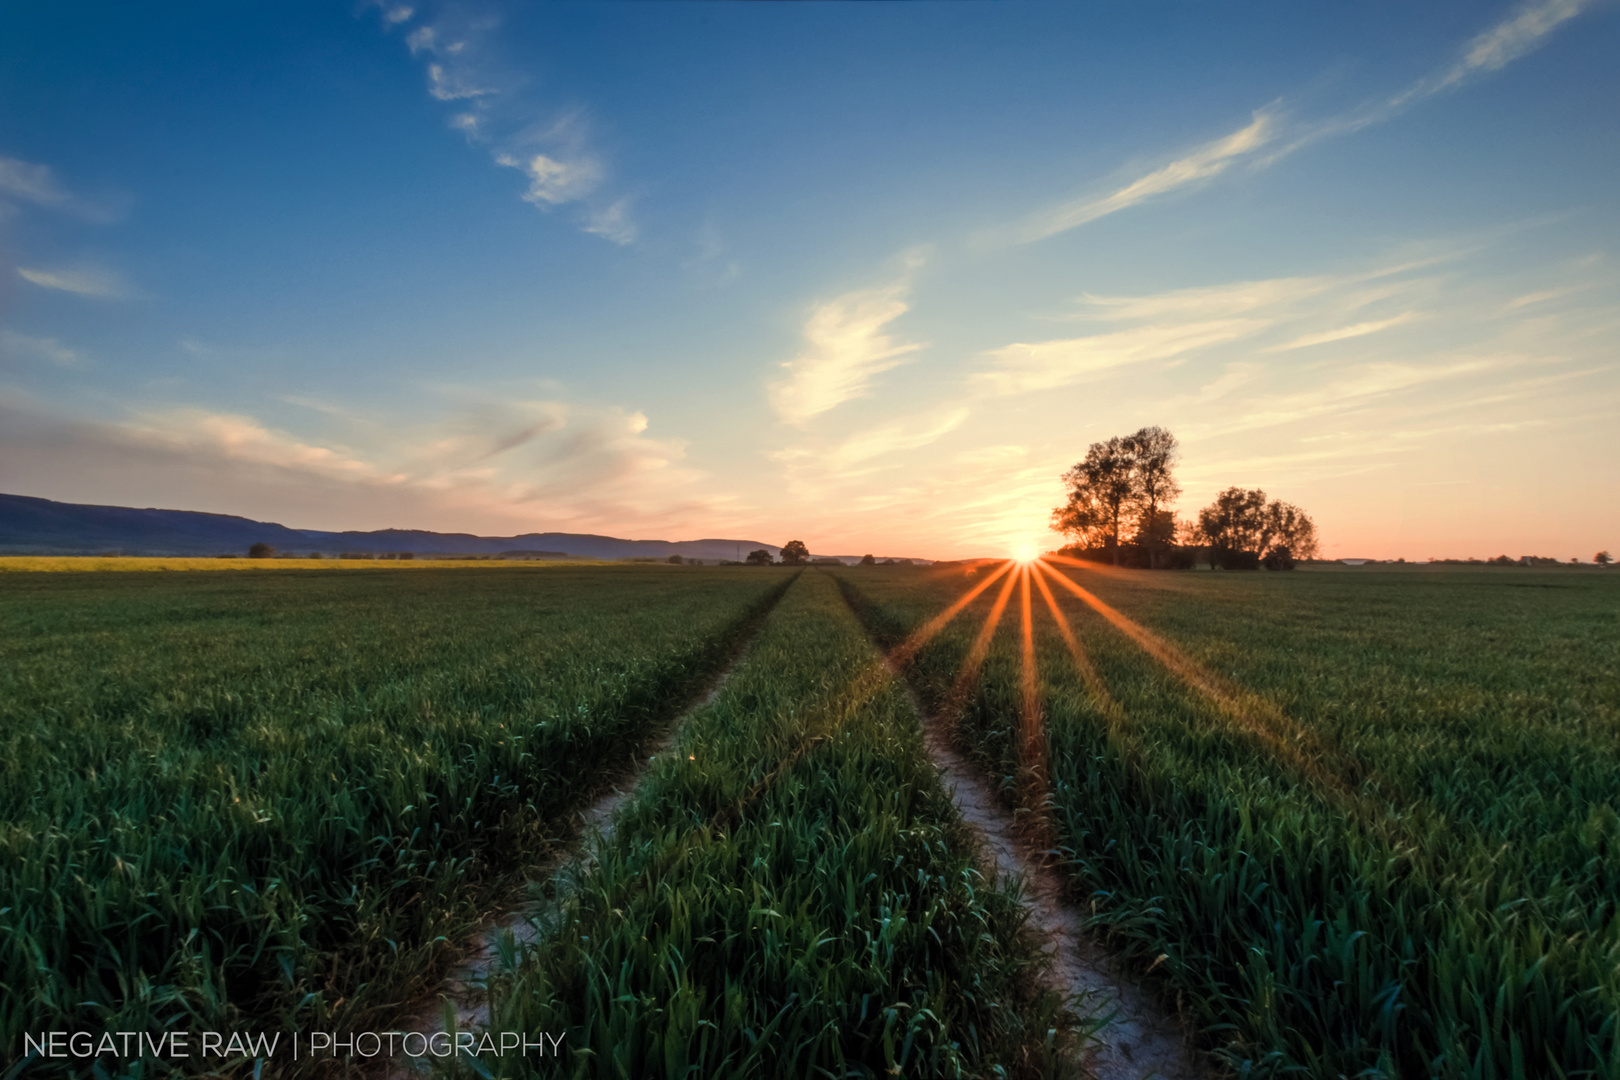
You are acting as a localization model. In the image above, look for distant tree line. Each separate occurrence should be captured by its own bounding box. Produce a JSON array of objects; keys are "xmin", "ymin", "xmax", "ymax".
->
[
  {"xmin": 1051, "ymin": 426, "xmax": 1319, "ymax": 570},
  {"xmin": 730, "ymin": 542, "xmax": 914, "ymax": 567}
]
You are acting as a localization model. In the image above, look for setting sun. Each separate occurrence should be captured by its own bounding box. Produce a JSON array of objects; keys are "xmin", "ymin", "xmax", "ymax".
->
[{"xmin": 1009, "ymin": 542, "xmax": 1042, "ymax": 563}]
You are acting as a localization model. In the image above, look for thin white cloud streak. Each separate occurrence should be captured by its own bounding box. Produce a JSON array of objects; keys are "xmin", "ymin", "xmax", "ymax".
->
[
  {"xmin": 769, "ymin": 260, "xmax": 926, "ymax": 427},
  {"xmin": 823, "ymin": 408, "xmax": 970, "ymax": 469},
  {"xmin": 978, "ymin": 319, "xmax": 1266, "ymax": 395},
  {"xmin": 1017, "ymin": 0, "xmax": 1593, "ymax": 242},
  {"xmin": 1208, "ymin": 359, "xmax": 1499, "ymax": 436},
  {"xmin": 0, "ymin": 157, "xmax": 74, "ymax": 212},
  {"xmin": 0, "ymin": 155, "xmax": 123, "ymax": 224},
  {"xmin": 1504, "ymin": 282, "xmax": 1596, "ymax": 309},
  {"xmin": 773, "ymin": 407, "xmax": 970, "ymax": 485},
  {"xmin": 975, "ymin": 258, "xmax": 1447, "ymax": 395},
  {"xmin": 16, "ymin": 266, "xmax": 128, "ymax": 298},
  {"xmin": 1019, "ymin": 108, "xmax": 1279, "ymax": 242},
  {"xmin": 0, "ymin": 331, "xmax": 80, "ymax": 367},
  {"xmin": 1267, "ymin": 313, "xmax": 1421, "ymax": 352},
  {"xmin": 1431, "ymin": 0, "xmax": 1590, "ymax": 93},
  {"xmin": 1079, "ymin": 274, "xmax": 1340, "ymax": 321}
]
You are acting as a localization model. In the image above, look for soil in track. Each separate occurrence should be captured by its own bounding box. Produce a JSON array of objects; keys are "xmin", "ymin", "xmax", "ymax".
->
[{"xmin": 835, "ymin": 577, "xmax": 1208, "ymax": 1080}]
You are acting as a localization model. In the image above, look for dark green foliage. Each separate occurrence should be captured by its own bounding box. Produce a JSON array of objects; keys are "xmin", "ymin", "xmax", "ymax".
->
[
  {"xmin": 836, "ymin": 565, "xmax": 1620, "ymax": 1080},
  {"xmin": 487, "ymin": 572, "xmax": 1074, "ymax": 1079},
  {"xmin": 0, "ymin": 567, "xmax": 793, "ymax": 1075}
]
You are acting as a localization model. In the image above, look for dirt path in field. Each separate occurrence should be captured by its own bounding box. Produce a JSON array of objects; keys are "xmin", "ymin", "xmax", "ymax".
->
[
  {"xmin": 876, "ymin": 671, "xmax": 1207, "ymax": 1080},
  {"xmin": 917, "ymin": 712, "xmax": 1207, "ymax": 1080},
  {"xmin": 382, "ymin": 595, "xmax": 781, "ymax": 1077}
]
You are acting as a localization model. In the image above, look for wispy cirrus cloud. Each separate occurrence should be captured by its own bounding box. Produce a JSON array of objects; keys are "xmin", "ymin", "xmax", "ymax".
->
[
  {"xmin": 1014, "ymin": 0, "xmax": 1594, "ymax": 242},
  {"xmin": 495, "ymin": 151, "xmax": 603, "ymax": 207},
  {"xmin": 1018, "ymin": 108, "xmax": 1279, "ymax": 242},
  {"xmin": 0, "ymin": 331, "xmax": 81, "ymax": 367},
  {"xmin": 1412, "ymin": 0, "xmax": 1591, "ymax": 100},
  {"xmin": 374, "ymin": 3, "xmax": 635, "ymax": 244},
  {"xmin": 975, "ymin": 258, "xmax": 1445, "ymax": 394},
  {"xmin": 769, "ymin": 255, "xmax": 927, "ymax": 427},
  {"xmin": 0, "ymin": 155, "xmax": 122, "ymax": 223},
  {"xmin": 16, "ymin": 265, "xmax": 130, "ymax": 298},
  {"xmin": 583, "ymin": 198, "xmax": 636, "ymax": 246},
  {"xmin": 1266, "ymin": 312, "xmax": 1422, "ymax": 352},
  {"xmin": 773, "ymin": 406, "xmax": 969, "ymax": 481},
  {"xmin": 978, "ymin": 319, "xmax": 1265, "ymax": 396}
]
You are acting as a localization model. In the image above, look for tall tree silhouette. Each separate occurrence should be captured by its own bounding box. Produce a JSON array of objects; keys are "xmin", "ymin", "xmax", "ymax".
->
[
  {"xmin": 1126, "ymin": 426, "xmax": 1180, "ymax": 569},
  {"xmin": 1056, "ymin": 435, "xmax": 1138, "ymax": 564}
]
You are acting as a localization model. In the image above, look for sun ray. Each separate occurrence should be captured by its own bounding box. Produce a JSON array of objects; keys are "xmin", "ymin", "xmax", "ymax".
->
[
  {"xmin": 1039, "ymin": 556, "xmax": 1360, "ymax": 798},
  {"xmin": 1028, "ymin": 560, "xmax": 1112, "ymax": 709},
  {"xmin": 1016, "ymin": 564, "xmax": 1048, "ymax": 797},
  {"xmin": 1018, "ymin": 565, "xmax": 1038, "ymax": 729},
  {"xmin": 890, "ymin": 558, "xmax": 1016, "ymax": 666},
  {"xmin": 945, "ymin": 562, "xmax": 1019, "ymax": 709}
]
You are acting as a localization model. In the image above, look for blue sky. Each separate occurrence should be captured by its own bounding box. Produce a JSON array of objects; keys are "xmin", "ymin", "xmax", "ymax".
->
[{"xmin": 1, "ymin": 1, "xmax": 1616, "ymax": 558}]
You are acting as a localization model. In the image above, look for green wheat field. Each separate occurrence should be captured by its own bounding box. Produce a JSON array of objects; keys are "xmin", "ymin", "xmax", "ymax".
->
[{"xmin": 2, "ymin": 563, "xmax": 1616, "ymax": 1078}]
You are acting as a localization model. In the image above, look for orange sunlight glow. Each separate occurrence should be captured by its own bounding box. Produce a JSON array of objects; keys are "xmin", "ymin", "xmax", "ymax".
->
[
  {"xmin": 1008, "ymin": 541, "xmax": 1042, "ymax": 563},
  {"xmin": 1040, "ymin": 554, "xmax": 1361, "ymax": 800},
  {"xmin": 877, "ymin": 555, "xmax": 1378, "ymax": 829},
  {"xmin": 1016, "ymin": 564, "xmax": 1048, "ymax": 806},
  {"xmin": 945, "ymin": 565, "xmax": 1020, "ymax": 708}
]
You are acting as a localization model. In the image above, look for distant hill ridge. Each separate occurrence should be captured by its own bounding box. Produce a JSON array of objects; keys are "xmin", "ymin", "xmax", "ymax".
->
[{"xmin": 0, "ymin": 492, "xmax": 785, "ymax": 561}]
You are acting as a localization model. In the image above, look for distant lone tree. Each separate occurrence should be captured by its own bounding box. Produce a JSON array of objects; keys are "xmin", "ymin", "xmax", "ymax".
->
[
  {"xmin": 779, "ymin": 540, "xmax": 809, "ymax": 565},
  {"xmin": 745, "ymin": 549, "xmax": 774, "ymax": 565},
  {"xmin": 667, "ymin": 554, "xmax": 684, "ymax": 564},
  {"xmin": 859, "ymin": 553, "xmax": 876, "ymax": 566},
  {"xmin": 1597, "ymin": 551, "xmax": 1612, "ymax": 566},
  {"xmin": 248, "ymin": 542, "xmax": 275, "ymax": 559}
]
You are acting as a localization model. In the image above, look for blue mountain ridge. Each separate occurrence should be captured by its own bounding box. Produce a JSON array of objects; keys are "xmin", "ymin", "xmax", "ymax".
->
[{"xmin": 0, "ymin": 493, "xmax": 929, "ymax": 563}]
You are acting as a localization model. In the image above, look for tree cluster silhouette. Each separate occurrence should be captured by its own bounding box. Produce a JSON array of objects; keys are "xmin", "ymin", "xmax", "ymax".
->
[{"xmin": 1053, "ymin": 427, "xmax": 1319, "ymax": 570}]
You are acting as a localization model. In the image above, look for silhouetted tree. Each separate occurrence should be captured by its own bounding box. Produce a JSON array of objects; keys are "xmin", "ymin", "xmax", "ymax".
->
[
  {"xmin": 1262, "ymin": 500, "xmax": 1319, "ymax": 562},
  {"xmin": 1055, "ymin": 435, "xmax": 1138, "ymax": 563},
  {"xmin": 780, "ymin": 540, "xmax": 809, "ymax": 565},
  {"xmin": 1195, "ymin": 488, "xmax": 1319, "ymax": 569},
  {"xmin": 1195, "ymin": 488, "xmax": 1269, "ymax": 568},
  {"xmin": 1050, "ymin": 484, "xmax": 1108, "ymax": 550},
  {"xmin": 1262, "ymin": 546, "xmax": 1295, "ymax": 571},
  {"xmin": 667, "ymin": 554, "xmax": 684, "ymax": 564},
  {"xmin": 745, "ymin": 549, "xmax": 774, "ymax": 565},
  {"xmin": 248, "ymin": 542, "xmax": 275, "ymax": 559},
  {"xmin": 1126, "ymin": 426, "xmax": 1180, "ymax": 568},
  {"xmin": 859, "ymin": 553, "xmax": 876, "ymax": 566},
  {"xmin": 1597, "ymin": 551, "xmax": 1612, "ymax": 566},
  {"xmin": 1055, "ymin": 427, "xmax": 1183, "ymax": 566},
  {"xmin": 1132, "ymin": 508, "xmax": 1179, "ymax": 555}
]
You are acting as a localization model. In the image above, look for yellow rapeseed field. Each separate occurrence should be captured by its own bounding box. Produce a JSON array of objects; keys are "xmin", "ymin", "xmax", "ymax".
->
[{"xmin": 0, "ymin": 556, "xmax": 618, "ymax": 572}]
